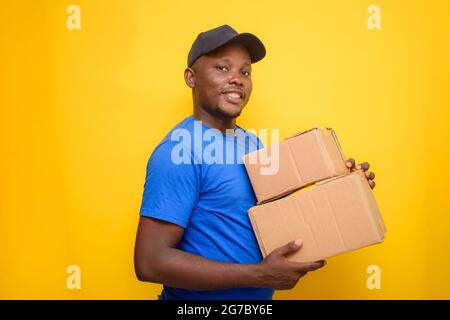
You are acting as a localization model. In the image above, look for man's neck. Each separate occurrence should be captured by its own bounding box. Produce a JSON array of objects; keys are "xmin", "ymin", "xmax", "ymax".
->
[{"xmin": 192, "ymin": 109, "xmax": 236, "ymax": 135}]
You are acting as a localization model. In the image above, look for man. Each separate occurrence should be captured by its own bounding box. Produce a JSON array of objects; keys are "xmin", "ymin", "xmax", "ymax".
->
[{"xmin": 134, "ymin": 24, "xmax": 376, "ymax": 300}]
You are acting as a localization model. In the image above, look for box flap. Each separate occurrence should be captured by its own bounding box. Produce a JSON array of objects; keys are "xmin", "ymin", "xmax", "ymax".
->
[
  {"xmin": 284, "ymin": 127, "xmax": 319, "ymax": 140},
  {"xmin": 316, "ymin": 169, "xmax": 362, "ymax": 186},
  {"xmin": 329, "ymin": 129, "xmax": 346, "ymax": 163}
]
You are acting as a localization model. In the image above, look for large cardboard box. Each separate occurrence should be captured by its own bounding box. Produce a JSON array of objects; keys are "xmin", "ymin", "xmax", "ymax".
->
[
  {"xmin": 248, "ymin": 170, "xmax": 386, "ymax": 262},
  {"xmin": 242, "ymin": 128, "xmax": 349, "ymax": 204}
]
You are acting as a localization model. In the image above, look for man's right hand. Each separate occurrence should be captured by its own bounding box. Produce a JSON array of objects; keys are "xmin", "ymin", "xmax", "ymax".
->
[{"xmin": 256, "ymin": 239, "xmax": 326, "ymax": 290}]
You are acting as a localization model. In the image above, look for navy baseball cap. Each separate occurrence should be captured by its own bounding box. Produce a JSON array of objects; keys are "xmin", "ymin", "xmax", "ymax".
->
[{"xmin": 187, "ymin": 24, "xmax": 266, "ymax": 67}]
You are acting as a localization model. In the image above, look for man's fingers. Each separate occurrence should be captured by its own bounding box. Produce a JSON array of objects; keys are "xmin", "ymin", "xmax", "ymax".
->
[
  {"xmin": 272, "ymin": 239, "xmax": 303, "ymax": 257},
  {"xmin": 293, "ymin": 260, "xmax": 327, "ymax": 272},
  {"xmin": 345, "ymin": 158, "xmax": 355, "ymax": 169},
  {"xmin": 356, "ymin": 162, "xmax": 370, "ymax": 171},
  {"xmin": 365, "ymin": 171, "xmax": 375, "ymax": 179},
  {"xmin": 365, "ymin": 170, "xmax": 376, "ymax": 189}
]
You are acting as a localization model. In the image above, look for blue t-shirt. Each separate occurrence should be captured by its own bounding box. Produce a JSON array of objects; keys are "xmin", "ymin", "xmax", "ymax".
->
[{"xmin": 139, "ymin": 115, "xmax": 274, "ymax": 300}]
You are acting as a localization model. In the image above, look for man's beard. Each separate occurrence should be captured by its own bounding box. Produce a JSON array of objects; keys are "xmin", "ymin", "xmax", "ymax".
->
[{"xmin": 213, "ymin": 102, "xmax": 244, "ymax": 120}]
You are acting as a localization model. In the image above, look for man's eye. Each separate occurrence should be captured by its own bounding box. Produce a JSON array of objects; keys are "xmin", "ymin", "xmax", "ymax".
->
[{"xmin": 216, "ymin": 65, "xmax": 228, "ymax": 71}]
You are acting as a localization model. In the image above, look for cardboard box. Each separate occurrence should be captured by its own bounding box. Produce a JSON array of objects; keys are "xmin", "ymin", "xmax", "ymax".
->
[
  {"xmin": 248, "ymin": 170, "xmax": 386, "ymax": 262},
  {"xmin": 243, "ymin": 128, "xmax": 349, "ymax": 204}
]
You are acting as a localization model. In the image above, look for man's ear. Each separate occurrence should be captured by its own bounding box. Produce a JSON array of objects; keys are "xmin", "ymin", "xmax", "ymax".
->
[{"xmin": 184, "ymin": 67, "xmax": 195, "ymax": 88}]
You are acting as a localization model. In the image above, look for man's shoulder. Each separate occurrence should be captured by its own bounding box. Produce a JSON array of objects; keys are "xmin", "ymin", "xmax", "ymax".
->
[
  {"xmin": 160, "ymin": 115, "xmax": 195, "ymax": 142},
  {"xmin": 150, "ymin": 116, "xmax": 199, "ymax": 164}
]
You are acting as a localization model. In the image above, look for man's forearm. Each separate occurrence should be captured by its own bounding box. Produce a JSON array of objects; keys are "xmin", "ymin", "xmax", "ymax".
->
[{"xmin": 138, "ymin": 247, "xmax": 266, "ymax": 290}]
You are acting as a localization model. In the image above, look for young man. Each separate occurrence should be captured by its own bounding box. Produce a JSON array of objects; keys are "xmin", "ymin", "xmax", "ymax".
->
[{"xmin": 134, "ymin": 24, "xmax": 376, "ymax": 300}]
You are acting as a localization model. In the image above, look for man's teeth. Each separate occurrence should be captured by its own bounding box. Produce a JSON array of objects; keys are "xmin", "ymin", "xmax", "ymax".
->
[{"xmin": 226, "ymin": 92, "xmax": 241, "ymax": 98}]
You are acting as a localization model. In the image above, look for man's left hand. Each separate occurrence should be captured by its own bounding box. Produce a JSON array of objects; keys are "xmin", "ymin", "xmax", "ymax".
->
[{"xmin": 345, "ymin": 158, "xmax": 376, "ymax": 189}]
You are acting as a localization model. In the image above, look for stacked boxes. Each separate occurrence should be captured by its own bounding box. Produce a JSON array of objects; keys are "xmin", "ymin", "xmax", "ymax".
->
[{"xmin": 242, "ymin": 128, "xmax": 386, "ymax": 262}]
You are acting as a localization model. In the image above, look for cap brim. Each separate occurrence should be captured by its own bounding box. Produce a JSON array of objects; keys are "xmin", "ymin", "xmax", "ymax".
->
[{"xmin": 229, "ymin": 33, "xmax": 266, "ymax": 64}]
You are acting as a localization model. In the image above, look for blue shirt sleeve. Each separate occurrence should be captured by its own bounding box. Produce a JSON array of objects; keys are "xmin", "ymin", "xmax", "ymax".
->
[{"xmin": 139, "ymin": 140, "xmax": 200, "ymax": 228}]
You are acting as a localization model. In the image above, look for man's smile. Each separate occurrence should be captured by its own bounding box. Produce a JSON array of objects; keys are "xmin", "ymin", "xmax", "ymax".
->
[{"xmin": 222, "ymin": 88, "xmax": 244, "ymax": 104}]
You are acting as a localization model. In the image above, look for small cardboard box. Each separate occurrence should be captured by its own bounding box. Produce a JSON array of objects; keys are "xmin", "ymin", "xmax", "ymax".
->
[
  {"xmin": 248, "ymin": 170, "xmax": 386, "ymax": 262},
  {"xmin": 242, "ymin": 128, "xmax": 349, "ymax": 204}
]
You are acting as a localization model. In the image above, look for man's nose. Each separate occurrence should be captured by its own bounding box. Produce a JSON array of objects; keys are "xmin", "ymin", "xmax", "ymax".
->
[{"xmin": 228, "ymin": 71, "xmax": 244, "ymax": 86}]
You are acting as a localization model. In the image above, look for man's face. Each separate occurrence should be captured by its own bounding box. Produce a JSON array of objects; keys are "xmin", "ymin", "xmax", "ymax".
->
[{"xmin": 187, "ymin": 42, "xmax": 253, "ymax": 119}]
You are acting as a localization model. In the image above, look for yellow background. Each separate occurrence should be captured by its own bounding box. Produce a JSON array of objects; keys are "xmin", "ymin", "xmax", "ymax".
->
[{"xmin": 1, "ymin": 0, "xmax": 449, "ymax": 299}]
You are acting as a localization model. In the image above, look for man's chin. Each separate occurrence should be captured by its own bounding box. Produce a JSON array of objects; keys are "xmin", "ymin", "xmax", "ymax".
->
[{"xmin": 216, "ymin": 104, "xmax": 244, "ymax": 119}]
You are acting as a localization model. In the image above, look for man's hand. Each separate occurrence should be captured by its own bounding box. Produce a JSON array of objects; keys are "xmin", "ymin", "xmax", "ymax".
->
[
  {"xmin": 256, "ymin": 239, "xmax": 326, "ymax": 290},
  {"xmin": 345, "ymin": 158, "xmax": 376, "ymax": 189}
]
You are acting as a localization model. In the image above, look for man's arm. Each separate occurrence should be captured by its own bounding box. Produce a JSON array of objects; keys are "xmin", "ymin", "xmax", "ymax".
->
[
  {"xmin": 134, "ymin": 216, "xmax": 326, "ymax": 291},
  {"xmin": 134, "ymin": 216, "xmax": 262, "ymax": 290}
]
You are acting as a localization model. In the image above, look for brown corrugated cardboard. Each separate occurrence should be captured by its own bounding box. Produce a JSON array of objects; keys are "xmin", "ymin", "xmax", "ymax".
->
[
  {"xmin": 242, "ymin": 128, "xmax": 349, "ymax": 204},
  {"xmin": 248, "ymin": 170, "xmax": 386, "ymax": 263}
]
